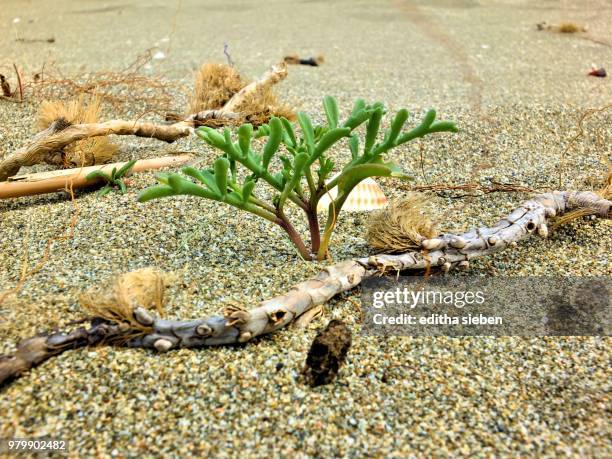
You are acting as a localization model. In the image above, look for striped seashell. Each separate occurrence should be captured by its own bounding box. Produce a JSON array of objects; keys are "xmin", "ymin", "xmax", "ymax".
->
[{"xmin": 317, "ymin": 177, "xmax": 388, "ymax": 213}]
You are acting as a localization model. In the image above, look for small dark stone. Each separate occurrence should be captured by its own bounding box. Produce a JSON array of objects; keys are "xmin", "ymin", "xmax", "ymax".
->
[
  {"xmin": 303, "ymin": 319, "xmax": 352, "ymax": 387},
  {"xmin": 275, "ymin": 362, "xmax": 284, "ymax": 372},
  {"xmin": 588, "ymin": 67, "xmax": 606, "ymax": 78}
]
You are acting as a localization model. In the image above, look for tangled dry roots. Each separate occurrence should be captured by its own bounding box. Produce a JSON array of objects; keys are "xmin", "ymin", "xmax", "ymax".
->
[
  {"xmin": 365, "ymin": 193, "xmax": 438, "ymax": 253},
  {"xmin": 80, "ymin": 268, "xmax": 172, "ymax": 333},
  {"xmin": 37, "ymin": 95, "xmax": 118, "ymax": 167},
  {"xmin": 25, "ymin": 50, "xmax": 179, "ymax": 115},
  {"xmin": 189, "ymin": 63, "xmax": 294, "ymax": 126}
]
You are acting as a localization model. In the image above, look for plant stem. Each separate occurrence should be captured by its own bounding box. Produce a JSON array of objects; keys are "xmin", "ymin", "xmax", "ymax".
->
[
  {"xmin": 305, "ymin": 168, "xmax": 317, "ymax": 198},
  {"xmin": 316, "ymin": 196, "xmax": 347, "ymax": 261},
  {"xmin": 242, "ymin": 203, "xmax": 279, "ymax": 224},
  {"xmin": 249, "ymin": 196, "xmax": 277, "ymax": 214},
  {"xmin": 305, "ymin": 206, "xmax": 321, "ymax": 254},
  {"xmin": 278, "ymin": 213, "xmax": 312, "ymax": 260}
]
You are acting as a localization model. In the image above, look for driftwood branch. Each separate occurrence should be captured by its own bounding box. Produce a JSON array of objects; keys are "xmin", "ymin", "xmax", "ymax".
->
[
  {"xmin": 0, "ymin": 119, "xmax": 192, "ymax": 181},
  {"xmin": 364, "ymin": 191, "xmax": 611, "ymax": 273},
  {"xmin": 0, "ymin": 63, "xmax": 289, "ymax": 182},
  {"xmin": 0, "ymin": 189, "xmax": 609, "ymax": 386}
]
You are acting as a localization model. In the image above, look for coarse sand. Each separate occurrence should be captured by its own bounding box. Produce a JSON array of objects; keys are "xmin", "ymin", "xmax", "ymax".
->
[{"xmin": 0, "ymin": 0, "xmax": 610, "ymax": 456}]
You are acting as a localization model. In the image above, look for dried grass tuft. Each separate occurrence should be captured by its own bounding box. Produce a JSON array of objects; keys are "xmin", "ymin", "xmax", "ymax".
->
[
  {"xmin": 37, "ymin": 95, "xmax": 118, "ymax": 167},
  {"xmin": 188, "ymin": 62, "xmax": 295, "ymax": 126},
  {"xmin": 80, "ymin": 268, "xmax": 173, "ymax": 333},
  {"xmin": 236, "ymin": 87, "xmax": 296, "ymax": 126},
  {"xmin": 537, "ymin": 21, "xmax": 587, "ymax": 34},
  {"xmin": 599, "ymin": 165, "xmax": 612, "ymax": 201},
  {"xmin": 189, "ymin": 62, "xmax": 246, "ymax": 113},
  {"xmin": 365, "ymin": 193, "xmax": 438, "ymax": 253},
  {"xmin": 551, "ymin": 165, "xmax": 612, "ymax": 229}
]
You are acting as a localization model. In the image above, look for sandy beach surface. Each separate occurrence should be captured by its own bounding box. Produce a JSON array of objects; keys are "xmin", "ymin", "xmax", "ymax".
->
[{"xmin": 0, "ymin": 0, "xmax": 610, "ymax": 456}]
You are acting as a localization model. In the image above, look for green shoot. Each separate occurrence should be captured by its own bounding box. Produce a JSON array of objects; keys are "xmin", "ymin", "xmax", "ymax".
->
[
  {"xmin": 86, "ymin": 159, "xmax": 137, "ymax": 196},
  {"xmin": 139, "ymin": 97, "xmax": 457, "ymax": 260}
]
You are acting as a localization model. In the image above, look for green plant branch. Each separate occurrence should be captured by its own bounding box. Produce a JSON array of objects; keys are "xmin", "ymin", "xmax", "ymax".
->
[
  {"xmin": 248, "ymin": 195, "xmax": 277, "ymax": 214},
  {"xmin": 139, "ymin": 97, "xmax": 457, "ymax": 261}
]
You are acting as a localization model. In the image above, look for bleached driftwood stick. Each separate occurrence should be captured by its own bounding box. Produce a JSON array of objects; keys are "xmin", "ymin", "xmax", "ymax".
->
[
  {"xmin": 0, "ymin": 119, "xmax": 192, "ymax": 181},
  {"xmin": 186, "ymin": 62, "xmax": 288, "ymax": 125},
  {"xmin": 365, "ymin": 190, "xmax": 611, "ymax": 272},
  {"xmin": 220, "ymin": 62, "xmax": 288, "ymax": 113},
  {"xmin": 0, "ymin": 190, "xmax": 609, "ymax": 385},
  {"xmin": 0, "ymin": 63, "xmax": 288, "ymax": 182}
]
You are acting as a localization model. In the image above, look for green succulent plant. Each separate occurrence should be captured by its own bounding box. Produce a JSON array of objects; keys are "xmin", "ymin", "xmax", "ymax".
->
[
  {"xmin": 86, "ymin": 159, "xmax": 137, "ymax": 197},
  {"xmin": 138, "ymin": 97, "xmax": 457, "ymax": 260}
]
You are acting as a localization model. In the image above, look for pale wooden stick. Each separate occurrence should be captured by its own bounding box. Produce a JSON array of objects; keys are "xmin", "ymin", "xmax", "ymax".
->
[
  {"xmin": 220, "ymin": 62, "xmax": 288, "ymax": 113},
  {"xmin": 0, "ymin": 154, "xmax": 195, "ymax": 199}
]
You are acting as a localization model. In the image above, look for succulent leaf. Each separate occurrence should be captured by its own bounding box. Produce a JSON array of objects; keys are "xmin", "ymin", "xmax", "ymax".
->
[
  {"xmin": 214, "ymin": 157, "xmax": 230, "ymax": 198},
  {"xmin": 242, "ymin": 180, "xmax": 256, "ymax": 204},
  {"xmin": 280, "ymin": 117, "xmax": 297, "ymax": 147},
  {"xmin": 323, "ymin": 96, "xmax": 339, "ymax": 129},
  {"xmin": 238, "ymin": 123, "xmax": 254, "ymax": 157},
  {"xmin": 116, "ymin": 159, "xmax": 137, "ymax": 178},
  {"xmin": 348, "ymin": 135, "xmax": 359, "ymax": 159},
  {"xmin": 297, "ymin": 112, "xmax": 315, "ymax": 154},
  {"xmin": 85, "ymin": 170, "xmax": 112, "ymax": 183},
  {"xmin": 182, "ymin": 167, "xmax": 220, "ymax": 195},
  {"xmin": 263, "ymin": 117, "xmax": 283, "ymax": 169},
  {"xmin": 364, "ymin": 107, "xmax": 383, "ymax": 154}
]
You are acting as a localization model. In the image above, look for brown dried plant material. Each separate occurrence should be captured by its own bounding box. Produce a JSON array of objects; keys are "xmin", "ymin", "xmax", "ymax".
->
[
  {"xmin": 551, "ymin": 166, "xmax": 612, "ymax": 229},
  {"xmin": 25, "ymin": 50, "xmax": 179, "ymax": 115},
  {"xmin": 237, "ymin": 87, "xmax": 295, "ymax": 126},
  {"xmin": 558, "ymin": 22, "xmax": 584, "ymax": 33},
  {"xmin": 188, "ymin": 63, "xmax": 246, "ymax": 114},
  {"xmin": 536, "ymin": 21, "xmax": 586, "ymax": 34},
  {"xmin": 188, "ymin": 62, "xmax": 294, "ymax": 126},
  {"xmin": 303, "ymin": 319, "xmax": 352, "ymax": 387},
  {"xmin": 365, "ymin": 193, "xmax": 438, "ymax": 253},
  {"xmin": 0, "ymin": 74, "xmax": 11, "ymax": 97},
  {"xmin": 395, "ymin": 180, "xmax": 538, "ymax": 198},
  {"xmin": 37, "ymin": 96, "xmax": 119, "ymax": 167},
  {"xmin": 80, "ymin": 268, "xmax": 172, "ymax": 333}
]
